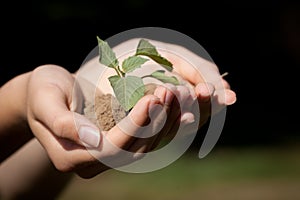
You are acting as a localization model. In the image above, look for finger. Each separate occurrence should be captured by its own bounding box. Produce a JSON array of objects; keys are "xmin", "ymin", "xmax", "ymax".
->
[
  {"xmin": 195, "ymin": 82, "xmax": 215, "ymax": 103},
  {"xmin": 164, "ymin": 83, "xmax": 178, "ymax": 105},
  {"xmin": 149, "ymin": 88, "xmax": 184, "ymax": 150},
  {"xmin": 128, "ymin": 85, "xmax": 192, "ymax": 153},
  {"xmin": 175, "ymin": 85, "xmax": 190, "ymax": 107},
  {"xmin": 107, "ymin": 95, "xmax": 162, "ymax": 150},
  {"xmin": 213, "ymin": 77, "xmax": 236, "ymax": 105},
  {"xmin": 195, "ymin": 82, "xmax": 215, "ymax": 127},
  {"xmin": 164, "ymin": 103, "xmax": 199, "ymax": 141},
  {"xmin": 225, "ymin": 89, "xmax": 237, "ymax": 105},
  {"xmin": 127, "ymin": 86, "xmax": 172, "ymax": 153},
  {"xmin": 158, "ymin": 85, "xmax": 196, "ymax": 140},
  {"xmin": 175, "ymin": 84, "xmax": 197, "ymax": 111},
  {"xmin": 166, "ymin": 113, "xmax": 197, "ymax": 140},
  {"xmin": 180, "ymin": 112, "xmax": 195, "ymax": 124}
]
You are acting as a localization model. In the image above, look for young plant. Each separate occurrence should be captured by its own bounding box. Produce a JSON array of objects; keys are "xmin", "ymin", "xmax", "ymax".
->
[{"xmin": 97, "ymin": 37, "xmax": 179, "ymax": 111}]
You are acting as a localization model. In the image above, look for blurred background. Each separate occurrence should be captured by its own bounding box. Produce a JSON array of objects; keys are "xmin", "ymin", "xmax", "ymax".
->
[{"xmin": 0, "ymin": 0, "xmax": 299, "ymax": 199}]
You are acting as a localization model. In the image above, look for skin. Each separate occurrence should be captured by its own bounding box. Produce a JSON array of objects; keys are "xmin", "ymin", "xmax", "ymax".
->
[
  {"xmin": 0, "ymin": 39, "xmax": 236, "ymax": 198},
  {"xmin": 0, "ymin": 139, "xmax": 73, "ymax": 199}
]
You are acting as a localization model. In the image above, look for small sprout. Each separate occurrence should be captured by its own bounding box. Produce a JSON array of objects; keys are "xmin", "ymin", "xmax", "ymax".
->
[{"xmin": 97, "ymin": 37, "xmax": 179, "ymax": 111}]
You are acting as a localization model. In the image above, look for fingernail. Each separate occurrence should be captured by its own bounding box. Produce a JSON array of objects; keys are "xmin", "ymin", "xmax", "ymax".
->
[
  {"xmin": 198, "ymin": 83, "xmax": 215, "ymax": 96},
  {"xmin": 165, "ymin": 90, "xmax": 174, "ymax": 106},
  {"xmin": 176, "ymin": 85, "xmax": 190, "ymax": 103},
  {"xmin": 196, "ymin": 83, "xmax": 215, "ymax": 102},
  {"xmin": 78, "ymin": 126, "xmax": 100, "ymax": 148},
  {"xmin": 225, "ymin": 90, "xmax": 237, "ymax": 105},
  {"xmin": 150, "ymin": 97, "xmax": 160, "ymax": 102},
  {"xmin": 181, "ymin": 112, "xmax": 195, "ymax": 124},
  {"xmin": 207, "ymin": 83, "xmax": 215, "ymax": 96},
  {"xmin": 190, "ymin": 89, "xmax": 197, "ymax": 101},
  {"xmin": 154, "ymin": 86, "xmax": 167, "ymax": 103}
]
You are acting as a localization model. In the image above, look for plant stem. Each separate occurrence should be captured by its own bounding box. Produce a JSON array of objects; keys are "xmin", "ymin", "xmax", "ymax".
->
[
  {"xmin": 141, "ymin": 75, "xmax": 151, "ymax": 79},
  {"xmin": 115, "ymin": 66, "xmax": 125, "ymax": 77}
]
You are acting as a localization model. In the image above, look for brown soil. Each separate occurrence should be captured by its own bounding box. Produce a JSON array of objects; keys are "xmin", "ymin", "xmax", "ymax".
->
[
  {"xmin": 84, "ymin": 94, "xmax": 126, "ymax": 131},
  {"xmin": 84, "ymin": 84, "xmax": 157, "ymax": 131}
]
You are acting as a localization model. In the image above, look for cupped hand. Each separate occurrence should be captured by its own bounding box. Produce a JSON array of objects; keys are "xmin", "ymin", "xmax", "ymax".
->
[
  {"xmin": 110, "ymin": 38, "xmax": 237, "ymax": 129},
  {"xmin": 26, "ymin": 65, "xmax": 193, "ymax": 178},
  {"xmin": 160, "ymin": 41, "xmax": 237, "ymax": 127}
]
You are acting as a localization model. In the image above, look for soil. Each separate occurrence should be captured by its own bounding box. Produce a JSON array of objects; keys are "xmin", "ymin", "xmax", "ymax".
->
[{"xmin": 84, "ymin": 84, "xmax": 157, "ymax": 131}]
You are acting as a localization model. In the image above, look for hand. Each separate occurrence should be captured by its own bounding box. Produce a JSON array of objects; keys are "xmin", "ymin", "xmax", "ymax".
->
[
  {"xmin": 26, "ymin": 65, "xmax": 193, "ymax": 178},
  {"xmin": 153, "ymin": 40, "xmax": 237, "ymax": 127},
  {"xmin": 109, "ymin": 38, "xmax": 236, "ymax": 128}
]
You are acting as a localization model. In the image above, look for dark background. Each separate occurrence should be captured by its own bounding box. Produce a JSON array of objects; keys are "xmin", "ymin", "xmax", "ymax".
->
[{"xmin": 1, "ymin": 0, "xmax": 299, "ymax": 147}]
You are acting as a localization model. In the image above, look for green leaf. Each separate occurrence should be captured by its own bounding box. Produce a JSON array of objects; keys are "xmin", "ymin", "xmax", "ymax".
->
[
  {"xmin": 108, "ymin": 75, "xmax": 145, "ymax": 111},
  {"xmin": 150, "ymin": 70, "xmax": 180, "ymax": 85},
  {"xmin": 146, "ymin": 55, "xmax": 173, "ymax": 71},
  {"xmin": 121, "ymin": 56, "xmax": 148, "ymax": 73},
  {"xmin": 136, "ymin": 39, "xmax": 159, "ymax": 56},
  {"xmin": 136, "ymin": 39, "xmax": 173, "ymax": 71},
  {"xmin": 108, "ymin": 75, "xmax": 120, "ymax": 88},
  {"xmin": 97, "ymin": 36, "xmax": 119, "ymax": 68}
]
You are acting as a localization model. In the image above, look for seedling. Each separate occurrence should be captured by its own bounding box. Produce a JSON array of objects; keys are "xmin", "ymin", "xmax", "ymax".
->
[{"xmin": 97, "ymin": 37, "xmax": 179, "ymax": 111}]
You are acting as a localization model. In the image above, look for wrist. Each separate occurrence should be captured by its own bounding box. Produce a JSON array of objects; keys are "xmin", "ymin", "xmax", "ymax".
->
[{"xmin": 0, "ymin": 72, "xmax": 33, "ymax": 162}]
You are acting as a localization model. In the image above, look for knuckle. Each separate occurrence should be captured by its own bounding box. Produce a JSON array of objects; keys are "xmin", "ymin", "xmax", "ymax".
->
[
  {"xmin": 52, "ymin": 114, "xmax": 65, "ymax": 138},
  {"xmin": 154, "ymin": 86, "xmax": 167, "ymax": 97},
  {"xmin": 33, "ymin": 64, "xmax": 62, "ymax": 72},
  {"xmin": 31, "ymin": 65, "xmax": 61, "ymax": 78},
  {"xmin": 52, "ymin": 113, "xmax": 78, "ymax": 140}
]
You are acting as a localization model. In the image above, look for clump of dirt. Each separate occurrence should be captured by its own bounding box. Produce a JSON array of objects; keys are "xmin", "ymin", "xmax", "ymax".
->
[
  {"xmin": 84, "ymin": 94, "xmax": 126, "ymax": 131},
  {"xmin": 84, "ymin": 84, "xmax": 157, "ymax": 131}
]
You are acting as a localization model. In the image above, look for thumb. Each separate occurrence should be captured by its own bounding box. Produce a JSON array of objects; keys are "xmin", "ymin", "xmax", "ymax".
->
[
  {"xmin": 44, "ymin": 109, "xmax": 101, "ymax": 148},
  {"xmin": 73, "ymin": 112, "xmax": 101, "ymax": 148}
]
